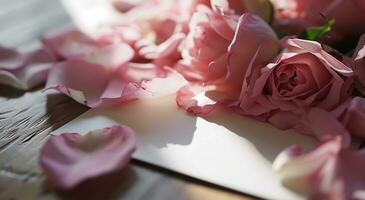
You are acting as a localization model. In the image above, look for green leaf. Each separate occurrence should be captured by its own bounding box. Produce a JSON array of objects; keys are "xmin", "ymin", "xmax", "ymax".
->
[
  {"xmin": 300, "ymin": 19, "xmax": 335, "ymax": 41},
  {"xmin": 244, "ymin": 0, "xmax": 274, "ymax": 24}
]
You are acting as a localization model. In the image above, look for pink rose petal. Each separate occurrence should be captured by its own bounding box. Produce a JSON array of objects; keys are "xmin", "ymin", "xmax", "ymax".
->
[
  {"xmin": 341, "ymin": 97, "xmax": 365, "ymax": 140},
  {"xmin": 227, "ymin": 13, "xmax": 278, "ymax": 86},
  {"xmin": 296, "ymin": 108, "xmax": 351, "ymax": 147},
  {"xmin": 273, "ymin": 136, "xmax": 365, "ymax": 200},
  {"xmin": 39, "ymin": 125, "xmax": 137, "ymax": 190},
  {"xmin": 42, "ymin": 27, "xmax": 113, "ymax": 59},
  {"xmin": 45, "ymin": 59, "xmax": 141, "ymax": 107},
  {"xmin": 176, "ymin": 84, "xmax": 229, "ymax": 116},
  {"xmin": 286, "ymin": 39, "xmax": 353, "ymax": 77},
  {"xmin": 0, "ymin": 47, "xmax": 57, "ymax": 90}
]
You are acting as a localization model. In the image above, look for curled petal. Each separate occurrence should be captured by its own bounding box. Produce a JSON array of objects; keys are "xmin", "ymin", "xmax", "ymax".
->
[
  {"xmin": 274, "ymin": 136, "xmax": 365, "ymax": 200},
  {"xmin": 138, "ymin": 33, "xmax": 185, "ymax": 60},
  {"xmin": 45, "ymin": 60, "xmax": 112, "ymax": 106},
  {"xmin": 273, "ymin": 137, "xmax": 342, "ymax": 195},
  {"xmin": 286, "ymin": 39, "xmax": 353, "ymax": 76},
  {"xmin": 176, "ymin": 84, "xmax": 224, "ymax": 116},
  {"xmin": 227, "ymin": 13, "xmax": 278, "ymax": 85},
  {"xmin": 138, "ymin": 70, "xmax": 188, "ymax": 97},
  {"xmin": 45, "ymin": 60, "xmax": 140, "ymax": 107},
  {"xmin": 0, "ymin": 47, "xmax": 57, "ymax": 89},
  {"xmin": 39, "ymin": 125, "xmax": 136, "ymax": 190}
]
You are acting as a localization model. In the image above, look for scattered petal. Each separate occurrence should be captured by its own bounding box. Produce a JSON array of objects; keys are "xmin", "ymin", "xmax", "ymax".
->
[
  {"xmin": 42, "ymin": 27, "xmax": 113, "ymax": 59},
  {"xmin": 45, "ymin": 59, "xmax": 140, "ymax": 107},
  {"xmin": 274, "ymin": 136, "xmax": 365, "ymax": 200},
  {"xmin": 0, "ymin": 47, "xmax": 57, "ymax": 89},
  {"xmin": 176, "ymin": 84, "xmax": 222, "ymax": 116},
  {"xmin": 39, "ymin": 125, "xmax": 137, "ymax": 190}
]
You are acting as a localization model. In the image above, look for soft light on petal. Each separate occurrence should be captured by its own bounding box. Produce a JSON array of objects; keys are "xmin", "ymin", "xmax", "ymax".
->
[
  {"xmin": 274, "ymin": 136, "xmax": 365, "ymax": 200},
  {"xmin": 176, "ymin": 84, "xmax": 220, "ymax": 116},
  {"xmin": 39, "ymin": 125, "xmax": 137, "ymax": 190}
]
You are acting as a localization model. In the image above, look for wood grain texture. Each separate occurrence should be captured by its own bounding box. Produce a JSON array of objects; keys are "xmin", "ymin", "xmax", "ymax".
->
[{"xmin": 0, "ymin": 0, "xmax": 255, "ymax": 199}]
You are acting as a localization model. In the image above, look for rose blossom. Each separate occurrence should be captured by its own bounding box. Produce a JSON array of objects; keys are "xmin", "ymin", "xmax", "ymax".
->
[
  {"xmin": 176, "ymin": 5, "xmax": 238, "ymax": 82},
  {"xmin": 238, "ymin": 38, "xmax": 353, "ymax": 133},
  {"xmin": 271, "ymin": 0, "xmax": 365, "ymax": 44},
  {"xmin": 177, "ymin": 5, "xmax": 279, "ymax": 84},
  {"xmin": 176, "ymin": 7, "xmax": 279, "ymax": 115}
]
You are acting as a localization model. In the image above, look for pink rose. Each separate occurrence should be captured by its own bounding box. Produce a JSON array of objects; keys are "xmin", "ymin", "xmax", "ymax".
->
[
  {"xmin": 238, "ymin": 38, "xmax": 353, "ymax": 131},
  {"xmin": 178, "ymin": 7, "xmax": 278, "ymax": 84},
  {"xmin": 271, "ymin": 0, "xmax": 365, "ymax": 43},
  {"xmin": 176, "ymin": 5, "xmax": 238, "ymax": 82},
  {"xmin": 176, "ymin": 9, "xmax": 279, "ymax": 115}
]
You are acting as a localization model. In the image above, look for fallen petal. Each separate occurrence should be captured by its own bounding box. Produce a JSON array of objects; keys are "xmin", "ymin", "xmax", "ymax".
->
[
  {"xmin": 42, "ymin": 27, "xmax": 112, "ymax": 59},
  {"xmin": 45, "ymin": 60, "xmax": 113, "ymax": 106},
  {"xmin": 0, "ymin": 47, "xmax": 57, "ymax": 90},
  {"xmin": 274, "ymin": 136, "xmax": 365, "ymax": 200},
  {"xmin": 176, "ymin": 84, "xmax": 220, "ymax": 116},
  {"xmin": 39, "ymin": 125, "xmax": 137, "ymax": 190}
]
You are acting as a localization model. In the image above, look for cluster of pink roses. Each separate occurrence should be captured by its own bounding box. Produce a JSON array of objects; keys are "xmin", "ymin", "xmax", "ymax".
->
[{"xmin": 1, "ymin": 0, "xmax": 365, "ymax": 199}]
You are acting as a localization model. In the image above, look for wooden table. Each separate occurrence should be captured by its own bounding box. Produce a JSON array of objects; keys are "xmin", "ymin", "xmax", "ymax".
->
[{"xmin": 0, "ymin": 0, "xmax": 256, "ymax": 199}]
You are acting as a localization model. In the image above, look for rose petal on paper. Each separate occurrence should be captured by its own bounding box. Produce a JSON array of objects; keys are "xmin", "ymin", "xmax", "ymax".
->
[
  {"xmin": 0, "ymin": 48, "xmax": 57, "ymax": 90},
  {"xmin": 274, "ymin": 136, "xmax": 365, "ymax": 200},
  {"xmin": 45, "ymin": 59, "xmax": 141, "ymax": 107},
  {"xmin": 45, "ymin": 58, "xmax": 172, "ymax": 107},
  {"xmin": 39, "ymin": 125, "xmax": 136, "ymax": 190},
  {"xmin": 138, "ymin": 70, "xmax": 188, "ymax": 97},
  {"xmin": 176, "ymin": 84, "xmax": 220, "ymax": 116},
  {"xmin": 45, "ymin": 60, "xmax": 112, "ymax": 106},
  {"xmin": 273, "ymin": 137, "xmax": 343, "ymax": 195}
]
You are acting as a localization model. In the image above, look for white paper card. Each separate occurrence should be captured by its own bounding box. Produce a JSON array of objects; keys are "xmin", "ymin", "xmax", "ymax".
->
[{"xmin": 51, "ymin": 94, "xmax": 316, "ymax": 200}]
